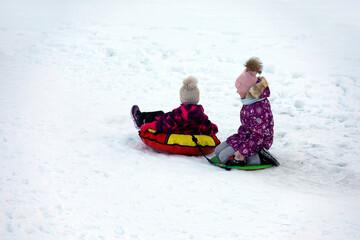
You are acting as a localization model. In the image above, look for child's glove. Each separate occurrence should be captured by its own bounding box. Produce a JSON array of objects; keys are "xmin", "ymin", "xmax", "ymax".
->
[
  {"xmin": 234, "ymin": 151, "xmax": 245, "ymax": 161},
  {"xmin": 140, "ymin": 122, "xmax": 156, "ymax": 132}
]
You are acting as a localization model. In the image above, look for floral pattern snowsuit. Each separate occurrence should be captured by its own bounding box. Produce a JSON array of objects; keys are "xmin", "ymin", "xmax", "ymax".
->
[{"xmin": 226, "ymin": 82, "xmax": 274, "ymax": 157}]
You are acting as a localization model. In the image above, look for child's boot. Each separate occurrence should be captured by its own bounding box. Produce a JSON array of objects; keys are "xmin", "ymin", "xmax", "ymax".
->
[
  {"xmin": 258, "ymin": 148, "xmax": 280, "ymax": 166},
  {"xmin": 131, "ymin": 105, "xmax": 143, "ymax": 129}
]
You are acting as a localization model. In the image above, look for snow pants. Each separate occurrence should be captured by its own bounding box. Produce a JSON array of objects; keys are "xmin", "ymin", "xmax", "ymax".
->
[{"xmin": 138, "ymin": 110, "xmax": 165, "ymax": 125}]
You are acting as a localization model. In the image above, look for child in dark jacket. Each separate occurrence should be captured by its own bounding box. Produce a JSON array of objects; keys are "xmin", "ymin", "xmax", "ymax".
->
[
  {"xmin": 131, "ymin": 76, "xmax": 218, "ymax": 136},
  {"xmin": 215, "ymin": 58, "xmax": 276, "ymax": 166}
]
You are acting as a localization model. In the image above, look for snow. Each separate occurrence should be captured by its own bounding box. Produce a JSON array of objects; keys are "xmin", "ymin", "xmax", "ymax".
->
[{"xmin": 1, "ymin": 0, "xmax": 360, "ymax": 239}]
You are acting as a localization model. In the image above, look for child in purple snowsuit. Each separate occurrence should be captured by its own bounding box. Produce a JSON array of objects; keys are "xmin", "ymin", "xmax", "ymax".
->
[{"xmin": 215, "ymin": 58, "xmax": 274, "ymax": 165}]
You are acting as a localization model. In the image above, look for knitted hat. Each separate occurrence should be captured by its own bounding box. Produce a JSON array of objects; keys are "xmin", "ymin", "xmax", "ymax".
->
[
  {"xmin": 235, "ymin": 57, "xmax": 262, "ymax": 93},
  {"xmin": 180, "ymin": 76, "xmax": 200, "ymax": 104}
]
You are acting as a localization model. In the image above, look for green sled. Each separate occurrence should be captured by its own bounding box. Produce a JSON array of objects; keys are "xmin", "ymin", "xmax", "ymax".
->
[{"xmin": 208, "ymin": 156, "xmax": 273, "ymax": 171}]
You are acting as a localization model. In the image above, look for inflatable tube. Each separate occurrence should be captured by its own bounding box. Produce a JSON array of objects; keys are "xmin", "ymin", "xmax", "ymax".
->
[{"xmin": 139, "ymin": 130, "xmax": 220, "ymax": 155}]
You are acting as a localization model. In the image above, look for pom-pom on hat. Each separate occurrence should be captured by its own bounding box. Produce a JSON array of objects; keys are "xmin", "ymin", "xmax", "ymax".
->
[
  {"xmin": 180, "ymin": 76, "xmax": 200, "ymax": 104},
  {"xmin": 235, "ymin": 57, "xmax": 263, "ymax": 93}
]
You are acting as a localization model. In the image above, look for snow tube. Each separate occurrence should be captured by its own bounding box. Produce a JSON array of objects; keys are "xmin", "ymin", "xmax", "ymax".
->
[{"xmin": 139, "ymin": 130, "xmax": 220, "ymax": 155}]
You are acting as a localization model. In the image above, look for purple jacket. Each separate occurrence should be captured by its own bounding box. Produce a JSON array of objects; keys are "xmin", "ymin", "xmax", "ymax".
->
[
  {"xmin": 226, "ymin": 78, "xmax": 274, "ymax": 157},
  {"xmin": 153, "ymin": 104, "xmax": 218, "ymax": 136}
]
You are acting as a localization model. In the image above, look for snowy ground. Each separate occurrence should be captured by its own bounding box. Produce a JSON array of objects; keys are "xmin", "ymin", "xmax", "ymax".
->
[{"xmin": 1, "ymin": 0, "xmax": 360, "ymax": 239}]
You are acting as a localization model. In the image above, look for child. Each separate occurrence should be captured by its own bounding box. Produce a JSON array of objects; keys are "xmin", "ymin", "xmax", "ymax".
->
[
  {"xmin": 131, "ymin": 76, "xmax": 218, "ymax": 136},
  {"xmin": 215, "ymin": 57, "xmax": 276, "ymax": 166}
]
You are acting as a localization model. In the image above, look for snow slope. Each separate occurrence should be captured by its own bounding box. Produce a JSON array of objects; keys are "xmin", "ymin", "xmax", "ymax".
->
[{"xmin": 1, "ymin": 0, "xmax": 360, "ymax": 239}]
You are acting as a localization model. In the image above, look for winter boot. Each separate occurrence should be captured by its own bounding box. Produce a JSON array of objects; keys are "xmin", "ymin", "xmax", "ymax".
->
[
  {"xmin": 131, "ymin": 105, "xmax": 143, "ymax": 129},
  {"xmin": 258, "ymin": 148, "xmax": 280, "ymax": 166}
]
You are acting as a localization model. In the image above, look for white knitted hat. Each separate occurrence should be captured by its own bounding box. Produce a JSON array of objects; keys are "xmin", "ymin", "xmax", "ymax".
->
[{"xmin": 179, "ymin": 76, "xmax": 200, "ymax": 104}]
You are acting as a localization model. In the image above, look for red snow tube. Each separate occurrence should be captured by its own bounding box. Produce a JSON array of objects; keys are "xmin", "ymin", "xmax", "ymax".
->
[{"xmin": 139, "ymin": 130, "xmax": 220, "ymax": 155}]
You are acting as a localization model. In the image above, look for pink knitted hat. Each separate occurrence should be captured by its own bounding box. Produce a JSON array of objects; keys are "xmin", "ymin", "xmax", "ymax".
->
[
  {"xmin": 235, "ymin": 57, "xmax": 262, "ymax": 93},
  {"xmin": 235, "ymin": 69, "xmax": 258, "ymax": 93}
]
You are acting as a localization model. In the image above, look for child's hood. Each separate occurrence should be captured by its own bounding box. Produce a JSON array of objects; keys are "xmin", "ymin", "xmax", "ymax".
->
[
  {"xmin": 179, "ymin": 104, "xmax": 205, "ymax": 121},
  {"xmin": 245, "ymin": 76, "xmax": 271, "ymax": 99}
]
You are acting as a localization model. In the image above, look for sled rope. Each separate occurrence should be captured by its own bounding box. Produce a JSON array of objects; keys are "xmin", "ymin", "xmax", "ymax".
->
[{"xmin": 191, "ymin": 135, "xmax": 231, "ymax": 171}]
